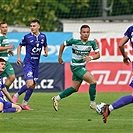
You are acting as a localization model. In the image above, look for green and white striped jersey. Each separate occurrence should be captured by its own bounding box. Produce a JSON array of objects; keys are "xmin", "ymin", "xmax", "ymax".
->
[
  {"xmin": 64, "ymin": 38, "xmax": 99, "ymax": 67},
  {"xmin": 0, "ymin": 33, "xmax": 9, "ymax": 61}
]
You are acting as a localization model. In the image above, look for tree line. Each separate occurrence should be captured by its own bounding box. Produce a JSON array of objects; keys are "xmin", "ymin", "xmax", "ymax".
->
[{"xmin": 0, "ymin": 0, "xmax": 132, "ymax": 31}]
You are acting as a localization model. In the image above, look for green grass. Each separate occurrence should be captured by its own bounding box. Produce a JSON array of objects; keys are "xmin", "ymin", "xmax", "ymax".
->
[{"xmin": 0, "ymin": 92, "xmax": 133, "ymax": 133}]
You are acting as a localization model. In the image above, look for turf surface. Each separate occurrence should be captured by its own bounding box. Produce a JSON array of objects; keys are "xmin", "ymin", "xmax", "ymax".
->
[{"xmin": 0, "ymin": 92, "xmax": 132, "ymax": 133}]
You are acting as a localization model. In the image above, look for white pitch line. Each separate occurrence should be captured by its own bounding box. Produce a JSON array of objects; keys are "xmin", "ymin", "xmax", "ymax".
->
[{"xmin": 0, "ymin": 117, "xmax": 132, "ymax": 121}]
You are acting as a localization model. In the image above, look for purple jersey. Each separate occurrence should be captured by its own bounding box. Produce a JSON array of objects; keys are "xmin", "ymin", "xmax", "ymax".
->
[
  {"xmin": 20, "ymin": 32, "xmax": 47, "ymax": 67},
  {"xmin": 124, "ymin": 25, "xmax": 133, "ymax": 46},
  {"xmin": 0, "ymin": 76, "xmax": 5, "ymax": 98},
  {"xmin": 0, "ymin": 76, "xmax": 12, "ymax": 109},
  {"xmin": 124, "ymin": 25, "xmax": 133, "ymax": 88}
]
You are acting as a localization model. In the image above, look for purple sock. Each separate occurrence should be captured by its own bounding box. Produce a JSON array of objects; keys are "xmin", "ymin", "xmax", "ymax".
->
[
  {"xmin": 112, "ymin": 95, "xmax": 133, "ymax": 109},
  {"xmin": 24, "ymin": 88, "xmax": 34, "ymax": 101},
  {"xmin": 3, "ymin": 108, "xmax": 16, "ymax": 113},
  {"xmin": 18, "ymin": 85, "xmax": 28, "ymax": 95}
]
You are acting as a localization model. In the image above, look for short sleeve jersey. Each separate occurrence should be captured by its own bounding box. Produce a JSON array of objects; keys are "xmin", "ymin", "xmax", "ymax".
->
[
  {"xmin": 64, "ymin": 38, "xmax": 99, "ymax": 67},
  {"xmin": 0, "ymin": 76, "xmax": 5, "ymax": 98},
  {"xmin": 0, "ymin": 34, "xmax": 9, "ymax": 61},
  {"xmin": 20, "ymin": 32, "xmax": 47, "ymax": 66},
  {"xmin": 124, "ymin": 25, "xmax": 133, "ymax": 46}
]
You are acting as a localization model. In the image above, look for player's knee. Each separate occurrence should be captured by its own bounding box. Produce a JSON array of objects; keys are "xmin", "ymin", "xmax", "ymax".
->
[
  {"xmin": 90, "ymin": 80, "xmax": 97, "ymax": 84},
  {"xmin": 93, "ymin": 81, "xmax": 97, "ymax": 84},
  {"xmin": 27, "ymin": 83, "xmax": 35, "ymax": 89}
]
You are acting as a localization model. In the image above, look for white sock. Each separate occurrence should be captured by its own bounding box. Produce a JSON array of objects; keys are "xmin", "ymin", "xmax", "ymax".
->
[
  {"xmin": 55, "ymin": 95, "xmax": 61, "ymax": 101},
  {"xmin": 109, "ymin": 104, "xmax": 114, "ymax": 112},
  {"xmin": 22, "ymin": 100, "xmax": 28, "ymax": 106},
  {"xmin": 15, "ymin": 93, "xmax": 19, "ymax": 97},
  {"xmin": 90, "ymin": 101, "xmax": 96, "ymax": 105}
]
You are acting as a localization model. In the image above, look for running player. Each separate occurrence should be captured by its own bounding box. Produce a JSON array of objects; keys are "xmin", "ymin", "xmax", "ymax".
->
[
  {"xmin": 0, "ymin": 58, "xmax": 22, "ymax": 113},
  {"xmin": 52, "ymin": 24, "xmax": 100, "ymax": 111},
  {"xmin": 12, "ymin": 19, "xmax": 48, "ymax": 110},
  {"xmin": 0, "ymin": 22, "xmax": 15, "ymax": 90},
  {"xmin": 102, "ymin": 25, "xmax": 133, "ymax": 123}
]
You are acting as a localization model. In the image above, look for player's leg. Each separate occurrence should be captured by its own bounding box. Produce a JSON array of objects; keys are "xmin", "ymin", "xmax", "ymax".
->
[
  {"xmin": 3, "ymin": 74, "xmax": 16, "ymax": 103},
  {"xmin": 2, "ymin": 101, "xmax": 17, "ymax": 113},
  {"xmin": 111, "ymin": 95, "xmax": 133, "ymax": 110},
  {"xmin": 103, "ymin": 81, "xmax": 133, "ymax": 123},
  {"xmin": 82, "ymin": 71, "xmax": 97, "ymax": 109},
  {"xmin": 4, "ymin": 74, "xmax": 15, "ymax": 89},
  {"xmin": 2, "ymin": 61, "xmax": 15, "ymax": 90},
  {"xmin": 52, "ymin": 66, "xmax": 83, "ymax": 111},
  {"xmin": 59, "ymin": 80, "xmax": 80, "ymax": 99},
  {"xmin": 102, "ymin": 94, "xmax": 133, "ymax": 123},
  {"xmin": 21, "ymin": 67, "xmax": 38, "ymax": 110},
  {"xmin": 12, "ymin": 84, "xmax": 29, "ymax": 102},
  {"xmin": 52, "ymin": 80, "xmax": 81, "ymax": 111},
  {"xmin": 103, "ymin": 86, "xmax": 133, "ymax": 123},
  {"xmin": 21, "ymin": 79, "xmax": 35, "ymax": 110},
  {"xmin": 13, "ymin": 63, "xmax": 29, "ymax": 101}
]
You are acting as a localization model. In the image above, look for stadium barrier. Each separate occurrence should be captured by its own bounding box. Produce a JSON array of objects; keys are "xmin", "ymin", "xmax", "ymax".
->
[{"xmin": 7, "ymin": 63, "xmax": 64, "ymax": 92}]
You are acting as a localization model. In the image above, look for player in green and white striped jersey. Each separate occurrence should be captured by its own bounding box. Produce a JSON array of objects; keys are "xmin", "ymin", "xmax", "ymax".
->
[
  {"xmin": 52, "ymin": 24, "xmax": 100, "ymax": 111},
  {"xmin": 0, "ymin": 22, "xmax": 15, "ymax": 90}
]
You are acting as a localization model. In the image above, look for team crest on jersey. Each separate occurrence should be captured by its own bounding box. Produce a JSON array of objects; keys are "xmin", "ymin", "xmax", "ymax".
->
[
  {"xmin": 41, "ymin": 39, "xmax": 44, "ymax": 44},
  {"xmin": 27, "ymin": 71, "xmax": 33, "ymax": 77},
  {"xmin": 36, "ymin": 43, "xmax": 39, "ymax": 47}
]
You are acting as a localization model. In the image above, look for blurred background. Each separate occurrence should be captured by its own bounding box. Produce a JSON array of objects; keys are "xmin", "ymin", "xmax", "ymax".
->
[{"xmin": 0, "ymin": 0, "xmax": 133, "ymax": 32}]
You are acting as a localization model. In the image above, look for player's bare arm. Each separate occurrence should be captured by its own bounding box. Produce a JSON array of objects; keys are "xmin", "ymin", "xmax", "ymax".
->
[
  {"xmin": 2, "ymin": 87, "xmax": 16, "ymax": 104},
  {"xmin": 58, "ymin": 43, "xmax": 65, "ymax": 64},
  {"xmin": 0, "ymin": 44, "xmax": 14, "ymax": 52},
  {"xmin": 17, "ymin": 45, "xmax": 22, "ymax": 65},
  {"xmin": 43, "ymin": 46, "xmax": 48, "ymax": 57},
  {"xmin": 119, "ymin": 36, "xmax": 131, "ymax": 65}
]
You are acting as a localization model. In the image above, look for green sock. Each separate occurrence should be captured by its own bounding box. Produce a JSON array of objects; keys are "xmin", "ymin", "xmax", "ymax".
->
[
  {"xmin": 89, "ymin": 84, "xmax": 96, "ymax": 101},
  {"xmin": 59, "ymin": 87, "xmax": 77, "ymax": 99},
  {"xmin": 4, "ymin": 84, "xmax": 9, "ymax": 90}
]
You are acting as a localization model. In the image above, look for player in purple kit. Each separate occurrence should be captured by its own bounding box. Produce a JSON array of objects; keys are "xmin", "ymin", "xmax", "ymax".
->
[
  {"xmin": 12, "ymin": 19, "xmax": 48, "ymax": 110},
  {"xmin": 0, "ymin": 58, "xmax": 22, "ymax": 113},
  {"xmin": 102, "ymin": 25, "xmax": 133, "ymax": 123}
]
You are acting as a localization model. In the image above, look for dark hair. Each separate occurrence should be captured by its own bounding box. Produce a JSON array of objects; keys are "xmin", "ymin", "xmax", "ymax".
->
[
  {"xmin": 30, "ymin": 19, "xmax": 40, "ymax": 25},
  {"xmin": 0, "ymin": 21, "xmax": 7, "ymax": 26},
  {"xmin": 0, "ymin": 58, "xmax": 6, "ymax": 62},
  {"xmin": 80, "ymin": 25, "xmax": 90, "ymax": 31}
]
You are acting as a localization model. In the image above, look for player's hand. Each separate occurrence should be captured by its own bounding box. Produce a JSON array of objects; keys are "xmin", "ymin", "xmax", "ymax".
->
[
  {"xmin": 8, "ymin": 51, "xmax": 14, "ymax": 56},
  {"xmin": 43, "ymin": 51, "xmax": 48, "ymax": 57},
  {"xmin": 83, "ymin": 55, "xmax": 91, "ymax": 62},
  {"xmin": 123, "ymin": 56, "xmax": 131, "ymax": 65},
  {"xmin": 17, "ymin": 59, "xmax": 22, "ymax": 65},
  {"xmin": 58, "ymin": 57, "xmax": 64, "ymax": 64}
]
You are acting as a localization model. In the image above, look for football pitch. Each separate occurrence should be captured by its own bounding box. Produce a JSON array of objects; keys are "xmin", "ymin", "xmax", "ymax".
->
[{"xmin": 0, "ymin": 92, "xmax": 132, "ymax": 133}]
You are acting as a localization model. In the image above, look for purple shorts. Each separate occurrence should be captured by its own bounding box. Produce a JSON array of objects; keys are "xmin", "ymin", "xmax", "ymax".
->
[
  {"xmin": 23, "ymin": 65, "xmax": 39, "ymax": 83},
  {"xmin": 0, "ymin": 97, "xmax": 12, "ymax": 109}
]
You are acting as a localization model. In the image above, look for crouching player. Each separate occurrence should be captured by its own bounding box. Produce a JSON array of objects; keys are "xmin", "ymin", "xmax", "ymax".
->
[{"xmin": 0, "ymin": 58, "xmax": 22, "ymax": 113}]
